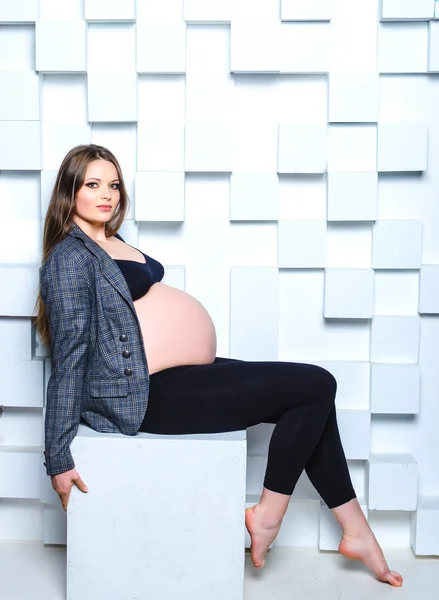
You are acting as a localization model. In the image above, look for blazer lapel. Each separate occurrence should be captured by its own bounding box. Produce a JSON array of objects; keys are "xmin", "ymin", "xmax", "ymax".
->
[{"xmin": 68, "ymin": 222, "xmax": 135, "ymax": 312}]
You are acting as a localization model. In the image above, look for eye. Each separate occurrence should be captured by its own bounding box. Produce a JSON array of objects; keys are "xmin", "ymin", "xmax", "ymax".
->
[
  {"xmin": 111, "ymin": 183, "xmax": 121, "ymax": 190},
  {"xmin": 86, "ymin": 182, "xmax": 98, "ymax": 188}
]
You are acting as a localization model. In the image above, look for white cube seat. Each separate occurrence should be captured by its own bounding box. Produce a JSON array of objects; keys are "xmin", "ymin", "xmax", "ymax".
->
[{"xmin": 68, "ymin": 424, "xmax": 247, "ymax": 600}]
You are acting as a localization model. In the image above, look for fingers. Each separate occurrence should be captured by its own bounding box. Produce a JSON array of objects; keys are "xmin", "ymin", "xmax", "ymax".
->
[{"xmin": 73, "ymin": 475, "xmax": 89, "ymax": 494}]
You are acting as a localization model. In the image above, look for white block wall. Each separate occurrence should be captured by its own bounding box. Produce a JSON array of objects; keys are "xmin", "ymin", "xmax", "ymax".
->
[{"xmin": 1, "ymin": 0, "xmax": 439, "ymax": 554}]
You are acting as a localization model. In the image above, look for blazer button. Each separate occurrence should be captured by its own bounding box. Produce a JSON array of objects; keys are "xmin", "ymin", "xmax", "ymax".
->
[
  {"xmin": 124, "ymin": 368, "xmax": 133, "ymax": 376},
  {"xmin": 119, "ymin": 334, "xmax": 128, "ymax": 342},
  {"xmin": 122, "ymin": 350, "xmax": 131, "ymax": 358}
]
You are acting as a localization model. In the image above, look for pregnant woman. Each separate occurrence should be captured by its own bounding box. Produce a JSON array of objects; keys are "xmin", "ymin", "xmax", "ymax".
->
[{"xmin": 36, "ymin": 144, "xmax": 402, "ymax": 587}]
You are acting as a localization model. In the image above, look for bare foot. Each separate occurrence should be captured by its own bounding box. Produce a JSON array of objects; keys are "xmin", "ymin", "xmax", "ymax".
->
[
  {"xmin": 245, "ymin": 505, "xmax": 282, "ymax": 568},
  {"xmin": 339, "ymin": 533, "xmax": 403, "ymax": 587}
]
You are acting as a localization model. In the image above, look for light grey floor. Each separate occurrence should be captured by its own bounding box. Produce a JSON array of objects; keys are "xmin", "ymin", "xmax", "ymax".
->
[{"xmin": 1, "ymin": 541, "xmax": 438, "ymax": 600}]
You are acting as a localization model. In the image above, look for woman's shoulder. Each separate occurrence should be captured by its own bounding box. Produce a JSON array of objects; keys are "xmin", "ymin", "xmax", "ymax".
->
[{"xmin": 42, "ymin": 235, "xmax": 94, "ymax": 277}]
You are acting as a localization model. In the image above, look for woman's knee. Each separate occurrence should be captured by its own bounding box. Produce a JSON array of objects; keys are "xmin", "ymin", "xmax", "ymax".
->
[{"xmin": 310, "ymin": 365, "xmax": 337, "ymax": 405}]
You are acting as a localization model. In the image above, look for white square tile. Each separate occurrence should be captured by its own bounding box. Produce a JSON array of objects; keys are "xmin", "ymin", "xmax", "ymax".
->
[
  {"xmin": 372, "ymin": 220, "xmax": 423, "ymax": 269},
  {"xmin": 327, "ymin": 172, "xmax": 378, "ymax": 222},
  {"xmin": 324, "ymin": 269, "xmax": 374, "ymax": 319},
  {"xmin": 0, "ymin": 0, "xmax": 37, "ymax": 22},
  {"xmin": 137, "ymin": 123, "xmax": 185, "ymax": 172},
  {"xmin": 0, "ymin": 122, "xmax": 41, "ymax": 170},
  {"xmin": 280, "ymin": 22, "xmax": 330, "ymax": 73},
  {"xmin": 281, "ymin": 0, "xmax": 333, "ymax": 21},
  {"xmin": 230, "ymin": 173, "xmax": 279, "ymax": 221},
  {"xmin": 88, "ymin": 23, "xmax": 136, "ymax": 72},
  {"xmin": 85, "ymin": 0, "xmax": 136, "ymax": 21},
  {"xmin": 328, "ymin": 125, "xmax": 377, "ymax": 172},
  {"xmin": 184, "ymin": 0, "xmax": 232, "ymax": 23},
  {"xmin": 378, "ymin": 122, "xmax": 427, "ymax": 172},
  {"xmin": 322, "ymin": 361, "xmax": 371, "ymax": 410},
  {"xmin": 380, "ymin": 0, "xmax": 434, "ymax": 20},
  {"xmin": 0, "ymin": 72, "xmax": 39, "ymax": 120},
  {"xmin": 0, "ymin": 449, "xmax": 40, "ymax": 499},
  {"xmin": 88, "ymin": 72, "xmax": 137, "ymax": 122},
  {"xmin": 43, "ymin": 504, "xmax": 67, "ymax": 545},
  {"xmin": 337, "ymin": 409, "xmax": 371, "ymax": 460},
  {"xmin": 371, "ymin": 364, "xmax": 420, "ymax": 414},
  {"xmin": 0, "ymin": 360, "xmax": 44, "ymax": 407},
  {"xmin": 42, "ymin": 122, "xmax": 91, "ymax": 170},
  {"xmin": 411, "ymin": 497, "xmax": 439, "ymax": 556},
  {"xmin": 278, "ymin": 123, "xmax": 327, "ymax": 174},
  {"xmin": 278, "ymin": 220, "xmax": 326, "ymax": 268},
  {"xmin": 230, "ymin": 267, "xmax": 279, "ymax": 361},
  {"xmin": 370, "ymin": 316, "xmax": 420, "ymax": 363},
  {"xmin": 429, "ymin": 21, "xmax": 439, "ymax": 72},
  {"xmin": 230, "ymin": 20, "xmax": 280, "ymax": 73},
  {"xmin": 419, "ymin": 265, "xmax": 439, "ymax": 314},
  {"xmin": 185, "ymin": 121, "xmax": 233, "ymax": 172},
  {"xmin": 36, "ymin": 20, "xmax": 86, "ymax": 73},
  {"xmin": 135, "ymin": 172, "xmax": 184, "ymax": 222},
  {"xmin": 378, "ymin": 22, "xmax": 429, "ymax": 73},
  {"xmin": 329, "ymin": 73, "xmax": 379, "ymax": 123},
  {"xmin": 0, "ymin": 267, "xmax": 40, "ymax": 317},
  {"xmin": 368, "ymin": 453, "xmax": 418, "ymax": 510},
  {"xmin": 137, "ymin": 23, "xmax": 186, "ymax": 74}
]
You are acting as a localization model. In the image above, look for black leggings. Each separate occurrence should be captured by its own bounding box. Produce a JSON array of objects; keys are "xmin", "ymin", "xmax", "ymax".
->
[{"xmin": 139, "ymin": 357, "xmax": 356, "ymax": 509}]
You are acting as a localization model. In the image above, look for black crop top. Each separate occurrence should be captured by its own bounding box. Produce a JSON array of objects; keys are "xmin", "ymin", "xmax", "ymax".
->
[{"xmin": 113, "ymin": 245, "xmax": 165, "ymax": 302}]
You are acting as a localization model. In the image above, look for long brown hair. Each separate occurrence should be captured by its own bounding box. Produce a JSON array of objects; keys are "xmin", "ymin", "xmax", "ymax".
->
[{"xmin": 35, "ymin": 144, "xmax": 129, "ymax": 346}]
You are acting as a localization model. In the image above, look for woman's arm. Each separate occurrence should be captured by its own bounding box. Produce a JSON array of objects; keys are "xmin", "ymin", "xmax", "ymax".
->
[{"xmin": 40, "ymin": 252, "xmax": 92, "ymax": 477}]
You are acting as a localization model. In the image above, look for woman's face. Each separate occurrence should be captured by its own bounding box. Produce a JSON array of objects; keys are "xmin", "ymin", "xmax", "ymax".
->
[{"xmin": 74, "ymin": 159, "xmax": 121, "ymax": 226}]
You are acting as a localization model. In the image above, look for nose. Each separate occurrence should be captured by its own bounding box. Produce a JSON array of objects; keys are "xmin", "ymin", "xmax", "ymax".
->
[{"xmin": 101, "ymin": 185, "xmax": 111, "ymax": 201}]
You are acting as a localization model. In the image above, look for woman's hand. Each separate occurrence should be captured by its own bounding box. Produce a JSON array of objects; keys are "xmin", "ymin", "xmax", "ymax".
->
[{"xmin": 51, "ymin": 469, "xmax": 88, "ymax": 511}]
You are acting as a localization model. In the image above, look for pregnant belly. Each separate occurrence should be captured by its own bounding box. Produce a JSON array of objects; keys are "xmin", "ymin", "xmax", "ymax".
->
[{"xmin": 133, "ymin": 282, "xmax": 217, "ymax": 374}]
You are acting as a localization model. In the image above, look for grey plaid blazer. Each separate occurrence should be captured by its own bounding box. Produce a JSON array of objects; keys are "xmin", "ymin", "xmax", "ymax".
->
[{"xmin": 40, "ymin": 222, "xmax": 150, "ymax": 476}]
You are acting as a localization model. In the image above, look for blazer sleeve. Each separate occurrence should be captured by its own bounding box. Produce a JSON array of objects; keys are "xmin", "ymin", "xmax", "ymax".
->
[{"xmin": 40, "ymin": 252, "xmax": 92, "ymax": 477}]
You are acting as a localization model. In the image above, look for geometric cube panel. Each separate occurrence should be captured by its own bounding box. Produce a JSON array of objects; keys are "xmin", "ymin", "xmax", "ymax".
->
[
  {"xmin": 230, "ymin": 267, "xmax": 279, "ymax": 361},
  {"xmin": 327, "ymin": 172, "xmax": 378, "ymax": 221},
  {"xmin": 0, "ymin": 72, "xmax": 39, "ymax": 120},
  {"xmin": 410, "ymin": 496, "xmax": 439, "ymax": 556},
  {"xmin": 372, "ymin": 220, "xmax": 423, "ymax": 269},
  {"xmin": 183, "ymin": 0, "xmax": 232, "ymax": 23},
  {"xmin": 281, "ymin": 0, "xmax": 333, "ymax": 22},
  {"xmin": 230, "ymin": 173, "xmax": 279, "ymax": 221},
  {"xmin": 380, "ymin": 0, "xmax": 435, "ymax": 21},
  {"xmin": 371, "ymin": 363, "xmax": 420, "ymax": 414},
  {"xmin": 280, "ymin": 23, "xmax": 330, "ymax": 73},
  {"xmin": 321, "ymin": 361, "xmax": 371, "ymax": 410},
  {"xmin": 35, "ymin": 21, "xmax": 87, "ymax": 73},
  {"xmin": 185, "ymin": 121, "xmax": 234, "ymax": 172},
  {"xmin": 0, "ymin": 0, "xmax": 38, "ymax": 23},
  {"xmin": 378, "ymin": 22, "xmax": 429, "ymax": 73},
  {"xmin": 368, "ymin": 453, "xmax": 418, "ymax": 511},
  {"xmin": 329, "ymin": 73, "xmax": 379, "ymax": 123},
  {"xmin": 134, "ymin": 172, "xmax": 185, "ymax": 222},
  {"xmin": 137, "ymin": 23, "xmax": 186, "ymax": 74},
  {"xmin": 137, "ymin": 123, "xmax": 185, "ymax": 172},
  {"xmin": 377, "ymin": 122, "xmax": 428, "ymax": 172},
  {"xmin": 230, "ymin": 20, "xmax": 280, "ymax": 73},
  {"xmin": 278, "ymin": 220, "xmax": 326, "ymax": 268},
  {"xmin": 328, "ymin": 124, "xmax": 377, "ymax": 172},
  {"xmin": 324, "ymin": 269, "xmax": 374, "ymax": 319},
  {"xmin": 429, "ymin": 20, "xmax": 439, "ymax": 72},
  {"xmin": 337, "ymin": 409, "xmax": 371, "ymax": 459},
  {"xmin": 370, "ymin": 316, "xmax": 420, "ymax": 363},
  {"xmin": 278, "ymin": 123, "xmax": 327, "ymax": 174},
  {"xmin": 88, "ymin": 72, "xmax": 138, "ymax": 122},
  {"xmin": 0, "ymin": 359, "xmax": 44, "ymax": 407},
  {"xmin": 419, "ymin": 265, "xmax": 439, "ymax": 314},
  {"xmin": 0, "ymin": 122, "xmax": 41, "ymax": 170},
  {"xmin": 85, "ymin": 0, "xmax": 136, "ymax": 21}
]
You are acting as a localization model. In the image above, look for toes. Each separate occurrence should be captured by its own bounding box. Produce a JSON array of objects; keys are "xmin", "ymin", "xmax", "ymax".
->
[{"xmin": 387, "ymin": 571, "xmax": 403, "ymax": 587}]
